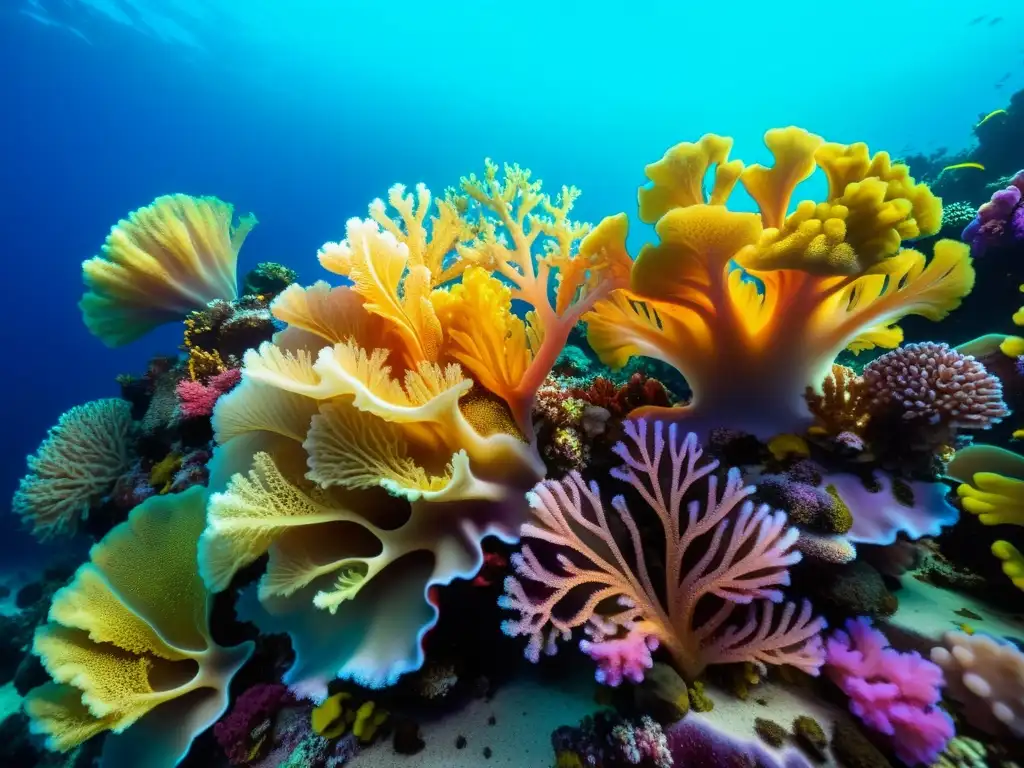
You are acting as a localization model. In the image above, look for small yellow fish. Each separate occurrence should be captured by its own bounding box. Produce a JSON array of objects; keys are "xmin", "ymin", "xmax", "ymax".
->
[
  {"xmin": 954, "ymin": 622, "xmax": 976, "ymax": 635},
  {"xmin": 976, "ymin": 109, "xmax": 1007, "ymax": 127},
  {"xmin": 939, "ymin": 162, "xmax": 985, "ymax": 176}
]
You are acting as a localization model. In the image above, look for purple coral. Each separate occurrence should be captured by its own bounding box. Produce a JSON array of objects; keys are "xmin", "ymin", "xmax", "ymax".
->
[
  {"xmin": 214, "ymin": 683, "xmax": 292, "ymax": 764},
  {"xmin": 825, "ymin": 617, "xmax": 954, "ymax": 766},
  {"xmin": 861, "ymin": 342, "xmax": 1008, "ymax": 429},
  {"xmin": 500, "ymin": 419, "xmax": 825, "ymax": 681},
  {"xmin": 962, "ymin": 170, "xmax": 1024, "ymax": 258}
]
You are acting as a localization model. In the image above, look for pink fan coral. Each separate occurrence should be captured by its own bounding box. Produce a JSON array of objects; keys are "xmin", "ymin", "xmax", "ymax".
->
[
  {"xmin": 861, "ymin": 342, "xmax": 1007, "ymax": 429},
  {"xmin": 825, "ymin": 617, "xmax": 954, "ymax": 766},
  {"xmin": 500, "ymin": 420, "xmax": 825, "ymax": 681}
]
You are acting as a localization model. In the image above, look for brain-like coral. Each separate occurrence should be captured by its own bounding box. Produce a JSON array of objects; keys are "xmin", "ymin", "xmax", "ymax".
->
[
  {"xmin": 24, "ymin": 486, "xmax": 254, "ymax": 767},
  {"xmin": 861, "ymin": 342, "xmax": 1008, "ymax": 429},
  {"xmin": 80, "ymin": 194, "xmax": 257, "ymax": 347},
  {"xmin": 13, "ymin": 398, "xmax": 136, "ymax": 539}
]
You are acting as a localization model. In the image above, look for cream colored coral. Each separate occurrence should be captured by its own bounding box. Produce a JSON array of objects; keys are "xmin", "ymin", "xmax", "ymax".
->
[
  {"xmin": 13, "ymin": 398, "xmax": 135, "ymax": 540},
  {"xmin": 931, "ymin": 630, "xmax": 1024, "ymax": 737}
]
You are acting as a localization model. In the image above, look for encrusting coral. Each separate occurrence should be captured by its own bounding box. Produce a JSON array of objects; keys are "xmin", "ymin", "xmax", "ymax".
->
[
  {"xmin": 583, "ymin": 127, "xmax": 974, "ymax": 439},
  {"xmin": 200, "ymin": 169, "xmax": 627, "ymax": 696},
  {"xmin": 13, "ymin": 398, "xmax": 136, "ymax": 540},
  {"xmin": 24, "ymin": 485, "xmax": 254, "ymax": 768},
  {"xmin": 80, "ymin": 194, "xmax": 257, "ymax": 347},
  {"xmin": 500, "ymin": 419, "xmax": 825, "ymax": 682}
]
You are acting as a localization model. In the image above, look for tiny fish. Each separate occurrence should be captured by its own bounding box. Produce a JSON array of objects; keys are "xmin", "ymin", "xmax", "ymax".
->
[
  {"xmin": 989, "ymin": 16, "xmax": 1003, "ymax": 26},
  {"xmin": 955, "ymin": 607, "xmax": 983, "ymax": 620},
  {"xmin": 954, "ymin": 622, "xmax": 976, "ymax": 635},
  {"xmin": 968, "ymin": 15, "xmax": 986, "ymax": 25}
]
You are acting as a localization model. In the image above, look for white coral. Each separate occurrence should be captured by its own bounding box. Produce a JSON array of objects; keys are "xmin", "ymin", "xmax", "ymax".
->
[{"xmin": 931, "ymin": 630, "xmax": 1024, "ymax": 737}]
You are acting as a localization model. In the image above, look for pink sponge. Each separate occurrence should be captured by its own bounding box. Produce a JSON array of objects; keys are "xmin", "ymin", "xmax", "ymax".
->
[
  {"xmin": 177, "ymin": 368, "xmax": 242, "ymax": 419},
  {"xmin": 825, "ymin": 617, "xmax": 954, "ymax": 766}
]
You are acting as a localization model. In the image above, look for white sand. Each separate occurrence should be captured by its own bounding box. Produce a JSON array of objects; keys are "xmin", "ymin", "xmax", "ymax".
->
[{"xmin": 882, "ymin": 573, "xmax": 1024, "ymax": 653}]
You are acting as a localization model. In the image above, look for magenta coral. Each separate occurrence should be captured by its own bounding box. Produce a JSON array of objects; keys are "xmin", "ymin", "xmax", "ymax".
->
[
  {"xmin": 580, "ymin": 624, "xmax": 659, "ymax": 687},
  {"xmin": 214, "ymin": 682, "xmax": 291, "ymax": 765},
  {"xmin": 177, "ymin": 368, "xmax": 242, "ymax": 419},
  {"xmin": 825, "ymin": 617, "xmax": 954, "ymax": 766},
  {"xmin": 861, "ymin": 342, "xmax": 1008, "ymax": 429},
  {"xmin": 500, "ymin": 419, "xmax": 826, "ymax": 681}
]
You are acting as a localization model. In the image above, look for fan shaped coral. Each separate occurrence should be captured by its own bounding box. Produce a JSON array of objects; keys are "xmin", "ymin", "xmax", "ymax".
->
[
  {"xmin": 583, "ymin": 127, "xmax": 974, "ymax": 439},
  {"xmin": 201, "ymin": 170, "xmax": 627, "ymax": 696},
  {"xmin": 13, "ymin": 398, "xmax": 136, "ymax": 540},
  {"xmin": 80, "ymin": 194, "xmax": 257, "ymax": 347},
  {"xmin": 500, "ymin": 420, "xmax": 825, "ymax": 681},
  {"xmin": 24, "ymin": 486, "xmax": 254, "ymax": 767}
]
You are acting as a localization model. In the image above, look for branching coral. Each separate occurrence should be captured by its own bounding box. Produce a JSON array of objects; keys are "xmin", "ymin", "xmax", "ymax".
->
[
  {"xmin": 500, "ymin": 420, "xmax": 825, "ymax": 682},
  {"xmin": 24, "ymin": 486, "xmax": 254, "ymax": 767},
  {"xmin": 13, "ymin": 398, "xmax": 136, "ymax": 540},
  {"xmin": 80, "ymin": 194, "xmax": 257, "ymax": 347},
  {"xmin": 201, "ymin": 170, "xmax": 625, "ymax": 695},
  {"xmin": 583, "ymin": 127, "xmax": 974, "ymax": 439}
]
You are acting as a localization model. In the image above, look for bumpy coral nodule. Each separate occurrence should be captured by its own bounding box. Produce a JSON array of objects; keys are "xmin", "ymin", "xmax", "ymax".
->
[{"xmin": 584, "ymin": 127, "xmax": 974, "ymax": 439}]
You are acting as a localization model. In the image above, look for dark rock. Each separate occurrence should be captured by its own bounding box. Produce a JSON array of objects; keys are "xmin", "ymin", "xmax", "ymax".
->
[
  {"xmin": 0, "ymin": 585, "xmax": 10, "ymax": 599},
  {"xmin": 456, "ymin": 735, "xmax": 467, "ymax": 749},
  {"xmin": 392, "ymin": 718, "xmax": 425, "ymax": 756},
  {"xmin": 14, "ymin": 653, "xmax": 48, "ymax": 696},
  {"xmin": 487, "ymin": 715, "xmax": 496, "ymax": 726},
  {"xmin": 0, "ymin": 712, "xmax": 42, "ymax": 766},
  {"xmin": 483, "ymin": 746, "xmax": 493, "ymax": 759},
  {"xmin": 831, "ymin": 721, "xmax": 893, "ymax": 768},
  {"xmin": 16, "ymin": 582, "xmax": 43, "ymax": 609}
]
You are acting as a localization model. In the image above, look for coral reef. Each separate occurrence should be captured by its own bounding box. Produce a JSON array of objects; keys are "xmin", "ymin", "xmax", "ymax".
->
[
  {"xmin": 962, "ymin": 170, "xmax": 1024, "ymax": 258},
  {"xmin": 13, "ymin": 398, "xmax": 136, "ymax": 539},
  {"xmin": 584, "ymin": 127, "xmax": 972, "ymax": 439},
  {"xmin": 931, "ymin": 630, "xmax": 1024, "ymax": 738},
  {"xmin": 80, "ymin": 194, "xmax": 257, "ymax": 347},
  {"xmin": 24, "ymin": 486, "xmax": 254, "ymax": 767},
  {"xmin": 552, "ymin": 710, "xmax": 672, "ymax": 768},
  {"xmin": 501, "ymin": 420, "xmax": 824, "ymax": 681},
  {"xmin": 825, "ymin": 617, "xmax": 953, "ymax": 765}
]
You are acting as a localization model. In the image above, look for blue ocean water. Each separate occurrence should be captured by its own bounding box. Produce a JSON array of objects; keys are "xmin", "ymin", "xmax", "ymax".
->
[{"xmin": 0, "ymin": 0, "xmax": 1020, "ymax": 563}]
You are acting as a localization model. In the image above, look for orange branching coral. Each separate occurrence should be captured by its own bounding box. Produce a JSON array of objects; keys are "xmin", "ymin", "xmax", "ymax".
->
[
  {"xmin": 584, "ymin": 127, "xmax": 974, "ymax": 439},
  {"xmin": 804, "ymin": 364, "xmax": 869, "ymax": 437},
  {"xmin": 201, "ymin": 169, "xmax": 625, "ymax": 695},
  {"xmin": 81, "ymin": 195, "xmax": 257, "ymax": 347}
]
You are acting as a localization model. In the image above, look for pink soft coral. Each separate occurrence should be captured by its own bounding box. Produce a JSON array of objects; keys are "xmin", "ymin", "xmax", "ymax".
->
[
  {"xmin": 500, "ymin": 419, "xmax": 826, "ymax": 681},
  {"xmin": 177, "ymin": 368, "xmax": 242, "ymax": 418},
  {"xmin": 825, "ymin": 617, "xmax": 954, "ymax": 766}
]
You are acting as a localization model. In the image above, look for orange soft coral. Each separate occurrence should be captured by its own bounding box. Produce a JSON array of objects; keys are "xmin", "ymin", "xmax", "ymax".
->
[
  {"xmin": 80, "ymin": 195, "xmax": 256, "ymax": 347},
  {"xmin": 201, "ymin": 171, "xmax": 625, "ymax": 695},
  {"xmin": 584, "ymin": 127, "xmax": 974, "ymax": 439}
]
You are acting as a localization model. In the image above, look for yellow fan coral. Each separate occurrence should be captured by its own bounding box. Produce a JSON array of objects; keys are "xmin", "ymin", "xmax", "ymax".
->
[
  {"xmin": 13, "ymin": 398, "xmax": 135, "ymax": 540},
  {"xmin": 80, "ymin": 194, "xmax": 257, "ymax": 347},
  {"xmin": 201, "ymin": 171, "xmax": 625, "ymax": 695},
  {"xmin": 948, "ymin": 444, "xmax": 1024, "ymax": 590},
  {"xmin": 584, "ymin": 127, "xmax": 974, "ymax": 439},
  {"xmin": 25, "ymin": 486, "xmax": 253, "ymax": 766}
]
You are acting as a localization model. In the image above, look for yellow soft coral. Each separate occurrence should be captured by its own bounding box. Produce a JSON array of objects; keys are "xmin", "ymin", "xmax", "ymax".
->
[
  {"xmin": 948, "ymin": 444, "xmax": 1024, "ymax": 591},
  {"xmin": 25, "ymin": 486, "xmax": 253, "ymax": 765},
  {"xmin": 200, "ymin": 162, "xmax": 625, "ymax": 694},
  {"xmin": 584, "ymin": 127, "xmax": 974, "ymax": 439},
  {"xmin": 80, "ymin": 194, "xmax": 256, "ymax": 347}
]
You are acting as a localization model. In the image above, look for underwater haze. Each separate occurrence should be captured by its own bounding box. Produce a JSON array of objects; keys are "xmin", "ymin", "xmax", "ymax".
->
[{"xmin": 3, "ymin": 1, "xmax": 1024, "ymax": 767}]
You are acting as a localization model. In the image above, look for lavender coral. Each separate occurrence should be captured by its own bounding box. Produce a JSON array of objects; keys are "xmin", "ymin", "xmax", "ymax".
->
[
  {"xmin": 961, "ymin": 170, "xmax": 1024, "ymax": 258},
  {"xmin": 861, "ymin": 342, "xmax": 1008, "ymax": 430},
  {"xmin": 13, "ymin": 398, "xmax": 135, "ymax": 539},
  {"xmin": 825, "ymin": 617, "xmax": 954, "ymax": 766},
  {"xmin": 500, "ymin": 420, "xmax": 825, "ymax": 682},
  {"xmin": 584, "ymin": 127, "xmax": 973, "ymax": 439}
]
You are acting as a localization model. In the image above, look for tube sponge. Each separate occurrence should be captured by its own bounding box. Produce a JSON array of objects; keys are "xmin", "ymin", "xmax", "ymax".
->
[
  {"xmin": 13, "ymin": 398, "xmax": 135, "ymax": 540},
  {"xmin": 24, "ymin": 485, "xmax": 254, "ymax": 767},
  {"xmin": 80, "ymin": 194, "xmax": 257, "ymax": 347}
]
